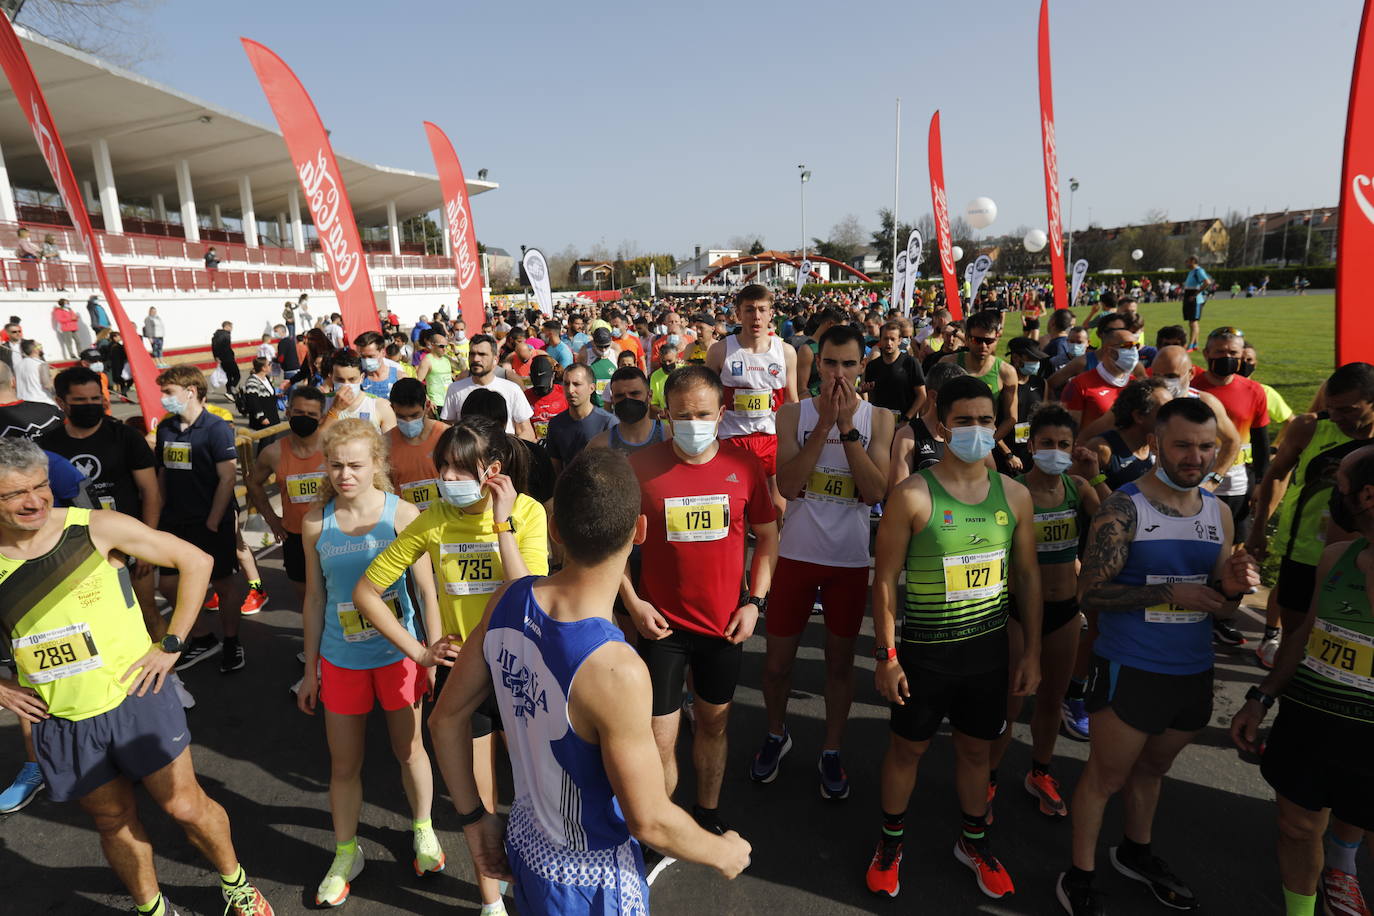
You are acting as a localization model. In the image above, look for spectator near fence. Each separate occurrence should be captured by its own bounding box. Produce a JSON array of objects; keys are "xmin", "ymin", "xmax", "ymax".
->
[
  {"xmin": 211, "ymin": 321, "xmax": 241, "ymax": 395},
  {"xmin": 51, "ymin": 300, "xmax": 80, "ymax": 360},
  {"xmin": 14, "ymin": 227, "xmax": 41, "ymax": 290},
  {"xmin": 142, "ymin": 306, "xmax": 165, "ymax": 362}
]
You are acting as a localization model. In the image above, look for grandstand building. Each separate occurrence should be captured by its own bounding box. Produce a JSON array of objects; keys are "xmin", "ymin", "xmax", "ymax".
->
[{"xmin": 0, "ymin": 25, "xmax": 497, "ymax": 359}]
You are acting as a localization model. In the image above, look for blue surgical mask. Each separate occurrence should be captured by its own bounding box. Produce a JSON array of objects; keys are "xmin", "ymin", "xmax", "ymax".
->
[
  {"xmin": 945, "ymin": 425, "xmax": 996, "ymax": 463},
  {"xmin": 1155, "ymin": 464, "xmax": 1196, "ymax": 492},
  {"xmin": 1113, "ymin": 346, "xmax": 1140, "ymax": 374},
  {"xmin": 1032, "ymin": 448, "xmax": 1074, "ymax": 475},
  {"xmin": 361, "ymin": 357, "xmax": 380, "ymax": 372},
  {"xmin": 1019, "ymin": 360, "xmax": 1040, "ymax": 377},
  {"xmin": 612, "ymin": 328, "xmax": 624, "ymax": 339},
  {"xmin": 667, "ymin": 333, "xmax": 681, "ymax": 348},
  {"xmin": 89, "ymin": 361, "xmax": 104, "ymax": 373},
  {"xmin": 439, "ymin": 478, "xmax": 485, "ymax": 508},
  {"xmin": 397, "ymin": 417, "xmax": 424, "ymax": 438},
  {"xmin": 672, "ymin": 419, "xmax": 717, "ymax": 456},
  {"xmin": 161, "ymin": 394, "xmax": 187, "ymax": 415},
  {"xmin": 1068, "ymin": 342, "xmax": 1087, "ymax": 357}
]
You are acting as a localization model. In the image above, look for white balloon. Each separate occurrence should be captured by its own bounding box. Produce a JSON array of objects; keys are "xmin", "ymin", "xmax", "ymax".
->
[
  {"xmin": 1023, "ymin": 229, "xmax": 1048, "ymax": 253},
  {"xmin": 1131, "ymin": 249, "xmax": 1144, "ymax": 261},
  {"xmin": 951, "ymin": 246, "xmax": 965, "ymax": 262},
  {"xmin": 965, "ymin": 197, "xmax": 998, "ymax": 230}
]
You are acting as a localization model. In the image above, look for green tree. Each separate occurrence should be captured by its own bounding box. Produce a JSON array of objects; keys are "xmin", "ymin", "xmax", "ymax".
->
[{"xmin": 871, "ymin": 208, "xmax": 916, "ymax": 274}]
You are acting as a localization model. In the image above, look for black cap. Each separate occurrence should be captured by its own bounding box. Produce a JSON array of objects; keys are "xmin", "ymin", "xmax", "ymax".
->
[
  {"xmin": 530, "ymin": 356, "xmax": 555, "ymax": 386},
  {"xmin": 79, "ymin": 347, "xmax": 102, "ymax": 362},
  {"xmin": 592, "ymin": 327, "xmax": 612, "ymax": 347},
  {"xmin": 1008, "ymin": 337, "xmax": 1050, "ymax": 361}
]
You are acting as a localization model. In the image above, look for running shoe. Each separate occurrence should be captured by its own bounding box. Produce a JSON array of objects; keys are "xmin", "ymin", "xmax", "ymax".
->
[
  {"xmin": 413, "ymin": 824, "xmax": 446, "ymax": 876},
  {"xmin": 169, "ymin": 673, "xmax": 196, "ymax": 710},
  {"xmin": 1062, "ymin": 698, "xmax": 1090, "ymax": 741},
  {"xmin": 749, "ymin": 730, "xmax": 792, "ymax": 783},
  {"xmin": 644, "ymin": 848, "xmax": 677, "ymax": 886},
  {"xmin": 240, "ymin": 587, "xmax": 268, "ymax": 616},
  {"xmin": 203, "ymin": 592, "xmax": 220, "ymax": 612},
  {"xmin": 220, "ymin": 637, "xmax": 245, "ymax": 674},
  {"xmin": 173, "ymin": 634, "xmax": 220, "ymax": 672},
  {"xmin": 223, "ymin": 880, "xmax": 274, "ymax": 915},
  {"xmin": 316, "ymin": 847, "xmax": 364, "ymax": 907},
  {"xmin": 1110, "ymin": 845, "xmax": 1198, "ymax": 910},
  {"xmin": 818, "ymin": 751, "xmax": 849, "ymax": 800},
  {"xmin": 1256, "ymin": 632, "xmax": 1280, "ymax": 670},
  {"xmin": 129, "ymin": 902, "xmax": 184, "ymax": 916},
  {"xmin": 865, "ymin": 837, "xmax": 902, "ymax": 897},
  {"xmin": 1025, "ymin": 770, "xmax": 1068, "ymax": 817},
  {"xmin": 1057, "ymin": 872, "xmax": 1106, "ymax": 915},
  {"xmin": 954, "ymin": 836, "xmax": 1015, "ymax": 899},
  {"xmin": 0, "ymin": 761, "xmax": 44, "ymax": 813},
  {"xmin": 1212, "ymin": 618, "xmax": 1247, "ymax": 647},
  {"xmin": 1321, "ymin": 866, "xmax": 1369, "ymax": 916}
]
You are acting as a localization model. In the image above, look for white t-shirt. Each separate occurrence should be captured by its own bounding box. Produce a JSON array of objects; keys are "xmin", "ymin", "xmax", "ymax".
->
[
  {"xmin": 325, "ymin": 323, "xmax": 345, "ymax": 349},
  {"xmin": 16, "ymin": 357, "xmax": 55, "ymax": 405},
  {"xmin": 441, "ymin": 376, "xmax": 533, "ymax": 432}
]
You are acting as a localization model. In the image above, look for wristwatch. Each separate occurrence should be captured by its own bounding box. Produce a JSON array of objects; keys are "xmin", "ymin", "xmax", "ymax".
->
[
  {"xmin": 838, "ymin": 428, "xmax": 862, "ymax": 443},
  {"xmin": 874, "ymin": 647, "xmax": 897, "ymax": 662},
  {"xmin": 1245, "ymin": 685, "xmax": 1276, "ymax": 710},
  {"xmin": 159, "ymin": 634, "xmax": 183, "ymax": 654},
  {"xmin": 492, "ymin": 517, "xmax": 517, "ymax": 534},
  {"xmin": 744, "ymin": 595, "xmax": 767, "ymax": 612},
  {"xmin": 1204, "ymin": 471, "xmax": 1225, "ymax": 486}
]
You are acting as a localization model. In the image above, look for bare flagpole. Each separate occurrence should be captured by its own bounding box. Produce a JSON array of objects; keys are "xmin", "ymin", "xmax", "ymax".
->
[{"xmin": 892, "ymin": 98, "xmax": 901, "ymax": 278}]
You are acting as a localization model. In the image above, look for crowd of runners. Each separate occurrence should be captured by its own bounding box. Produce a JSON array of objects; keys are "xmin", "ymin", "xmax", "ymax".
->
[{"xmin": 0, "ymin": 278, "xmax": 1367, "ymax": 916}]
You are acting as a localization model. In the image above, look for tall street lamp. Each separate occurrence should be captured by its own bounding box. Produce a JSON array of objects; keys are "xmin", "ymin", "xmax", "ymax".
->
[
  {"xmin": 1067, "ymin": 177, "xmax": 1080, "ymax": 269},
  {"xmin": 799, "ymin": 165, "xmax": 812, "ymax": 287}
]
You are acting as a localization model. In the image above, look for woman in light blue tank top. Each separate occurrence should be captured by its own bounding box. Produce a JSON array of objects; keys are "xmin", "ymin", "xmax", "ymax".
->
[{"xmin": 297, "ymin": 419, "xmax": 447, "ymax": 908}]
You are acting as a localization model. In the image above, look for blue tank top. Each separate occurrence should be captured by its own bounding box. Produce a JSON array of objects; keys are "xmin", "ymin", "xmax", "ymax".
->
[
  {"xmin": 361, "ymin": 365, "xmax": 400, "ymax": 398},
  {"xmin": 1094, "ymin": 480, "xmax": 1223, "ymax": 675},
  {"xmin": 319, "ymin": 493, "xmax": 418, "ymax": 669},
  {"xmin": 1101, "ymin": 428, "xmax": 1153, "ymax": 490},
  {"xmin": 484, "ymin": 576, "xmax": 631, "ymax": 852},
  {"xmin": 608, "ymin": 420, "xmax": 664, "ymax": 455}
]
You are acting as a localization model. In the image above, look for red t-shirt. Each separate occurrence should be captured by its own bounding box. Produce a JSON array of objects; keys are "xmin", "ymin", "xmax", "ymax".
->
[
  {"xmin": 525, "ymin": 385, "xmax": 568, "ymax": 440},
  {"xmin": 1190, "ymin": 368, "xmax": 1269, "ymax": 439},
  {"xmin": 630, "ymin": 440, "xmax": 776, "ymax": 637},
  {"xmin": 1061, "ymin": 368, "xmax": 1128, "ymax": 429}
]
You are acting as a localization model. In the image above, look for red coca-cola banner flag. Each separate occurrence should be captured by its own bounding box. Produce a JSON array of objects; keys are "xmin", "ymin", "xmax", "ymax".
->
[
  {"xmin": 0, "ymin": 17, "xmax": 162, "ymax": 429},
  {"xmin": 927, "ymin": 111, "xmax": 963, "ymax": 320},
  {"xmin": 423, "ymin": 122, "xmax": 486, "ymax": 335},
  {"xmin": 1338, "ymin": 0, "xmax": 1374, "ymax": 365},
  {"xmin": 242, "ymin": 39, "xmax": 379, "ymax": 342},
  {"xmin": 1037, "ymin": 0, "xmax": 1068, "ymax": 310}
]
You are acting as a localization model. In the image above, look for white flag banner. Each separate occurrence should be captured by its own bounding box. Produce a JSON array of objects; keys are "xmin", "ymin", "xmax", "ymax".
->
[
  {"xmin": 523, "ymin": 248, "xmax": 553, "ymax": 316},
  {"xmin": 903, "ymin": 229, "xmax": 923, "ymax": 315},
  {"xmin": 892, "ymin": 252, "xmax": 908, "ymax": 308},
  {"xmin": 650, "ymin": 261, "xmax": 657, "ymax": 298},
  {"xmin": 1070, "ymin": 258, "xmax": 1089, "ymax": 306},
  {"xmin": 796, "ymin": 258, "xmax": 813, "ymax": 296},
  {"xmin": 969, "ymin": 254, "xmax": 994, "ymax": 303},
  {"xmin": 963, "ymin": 261, "xmax": 975, "ymax": 293}
]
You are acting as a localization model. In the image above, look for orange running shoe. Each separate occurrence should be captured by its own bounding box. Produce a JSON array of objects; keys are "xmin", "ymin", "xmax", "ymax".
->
[
  {"xmin": 954, "ymin": 836, "xmax": 1015, "ymax": 899},
  {"xmin": 865, "ymin": 837, "xmax": 902, "ymax": 897},
  {"xmin": 223, "ymin": 881, "xmax": 274, "ymax": 915},
  {"xmin": 203, "ymin": 592, "xmax": 220, "ymax": 612},
  {"xmin": 241, "ymin": 587, "xmax": 268, "ymax": 616},
  {"xmin": 1025, "ymin": 769, "xmax": 1068, "ymax": 817}
]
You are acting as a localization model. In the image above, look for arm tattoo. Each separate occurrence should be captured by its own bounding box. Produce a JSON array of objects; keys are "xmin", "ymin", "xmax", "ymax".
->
[{"xmin": 1081, "ymin": 491, "xmax": 1171, "ymax": 612}]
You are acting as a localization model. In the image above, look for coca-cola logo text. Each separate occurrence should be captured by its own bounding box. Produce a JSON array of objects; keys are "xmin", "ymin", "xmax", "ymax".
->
[
  {"xmin": 445, "ymin": 195, "xmax": 478, "ymax": 290},
  {"xmin": 299, "ymin": 149, "xmax": 361, "ymax": 291},
  {"xmin": 1042, "ymin": 115, "xmax": 1063, "ymax": 260},
  {"xmin": 1353, "ymin": 174, "xmax": 1374, "ymax": 227},
  {"xmin": 932, "ymin": 182, "xmax": 956, "ymax": 278}
]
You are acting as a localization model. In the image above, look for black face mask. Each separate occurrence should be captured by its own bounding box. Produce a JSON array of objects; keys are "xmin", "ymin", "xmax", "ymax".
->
[
  {"xmin": 1330, "ymin": 486, "xmax": 1367, "ymax": 533},
  {"xmin": 613, "ymin": 397, "xmax": 649, "ymax": 424},
  {"xmin": 67, "ymin": 403, "xmax": 104, "ymax": 429},
  {"xmin": 1238, "ymin": 362, "xmax": 1256, "ymax": 378},
  {"xmin": 1209, "ymin": 357, "xmax": 1241, "ymax": 378},
  {"xmin": 289, "ymin": 415, "xmax": 320, "ymax": 438}
]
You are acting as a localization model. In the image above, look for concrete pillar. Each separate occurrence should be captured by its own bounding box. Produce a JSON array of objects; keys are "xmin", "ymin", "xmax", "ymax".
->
[
  {"xmin": 387, "ymin": 200, "xmax": 401, "ymax": 257},
  {"xmin": 92, "ymin": 138, "xmax": 123, "ymax": 234},
  {"xmin": 288, "ymin": 188, "xmax": 304, "ymax": 252},
  {"xmin": 275, "ymin": 212, "xmax": 287, "ymax": 246},
  {"xmin": 0, "ymin": 139, "xmax": 17, "ymax": 224},
  {"xmin": 238, "ymin": 175, "xmax": 258, "ymax": 247},
  {"xmin": 211, "ymin": 204, "xmax": 223, "ymax": 230},
  {"xmin": 82, "ymin": 180, "xmax": 97, "ymax": 211},
  {"xmin": 154, "ymin": 193, "xmax": 167, "ymax": 223},
  {"xmin": 175, "ymin": 159, "xmax": 200, "ymax": 243}
]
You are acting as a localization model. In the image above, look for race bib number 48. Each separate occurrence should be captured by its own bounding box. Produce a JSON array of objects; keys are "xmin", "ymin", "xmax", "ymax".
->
[
  {"xmin": 441, "ymin": 541, "xmax": 499, "ymax": 595},
  {"xmin": 665, "ymin": 494, "xmax": 730, "ymax": 542},
  {"xmin": 732, "ymin": 388, "xmax": 771, "ymax": 417},
  {"xmin": 1144, "ymin": 574, "xmax": 1209, "ymax": 623},
  {"xmin": 163, "ymin": 441, "xmax": 192, "ymax": 470},
  {"xmin": 14, "ymin": 622, "xmax": 102, "ymax": 684},
  {"xmin": 942, "ymin": 549, "xmax": 1007, "ymax": 602}
]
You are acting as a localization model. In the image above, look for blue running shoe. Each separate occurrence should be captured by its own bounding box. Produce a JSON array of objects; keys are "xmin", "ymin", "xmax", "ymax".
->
[
  {"xmin": 818, "ymin": 751, "xmax": 850, "ymax": 800},
  {"xmin": 749, "ymin": 729, "xmax": 792, "ymax": 783},
  {"xmin": 0, "ymin": 761, "xmax": 44, "ymax": 813},
  {"xmin": 1062, "ymin": 698, "xmax": 1090, "ymax": 741}
]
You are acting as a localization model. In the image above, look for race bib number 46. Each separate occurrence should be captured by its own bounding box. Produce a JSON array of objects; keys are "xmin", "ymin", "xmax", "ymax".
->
[
  {"xmin": 163, "ymin": 441, "xmax": 192, "ymax": 470},
  {"xmin": 441, "ymin": 541, "xmax": 499, "ymax": 595},
  {"xmin": 805, "ymin": 466, "xmax": 857, "ymax": 505},
  {"xmin": 1144, "ymin": 574, "xmax": 1209, "ymax": 623},
  {"xmin": 14, "ymin": 622, "xmax": 102, "ymax": 684},
  {"xmin": 1305, "ymin": 619, "xmax": 1374, "ymax": 693},
  {"xmin": 665, "ymin": 494, "xmax": 730, "ymax": 542},
  {"xmin": 942, "ymin": 549, "xmax": 1006, "ymax": 602}
]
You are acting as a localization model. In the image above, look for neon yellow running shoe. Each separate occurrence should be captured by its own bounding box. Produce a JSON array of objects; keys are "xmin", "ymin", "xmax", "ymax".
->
[
  {"xmin": 315, "ymin": 846, "xmax": 364, "ymax": 908},
  {"xmin": 413, "ymin": 825, "xmax": 446, "ymax": 876}
]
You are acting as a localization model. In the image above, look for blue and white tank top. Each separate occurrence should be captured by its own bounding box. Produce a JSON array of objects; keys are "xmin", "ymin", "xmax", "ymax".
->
[
  {"xmin": 361, "ymin": 364, "xmax": 401, "ymax": 398},
  {"xmin": 319, "ymin": 493, "xmax": 417, "ymax": 669},
  {"xmin": 1093, "ymin": 478, "xmax": 1223, "ymax": 675}
]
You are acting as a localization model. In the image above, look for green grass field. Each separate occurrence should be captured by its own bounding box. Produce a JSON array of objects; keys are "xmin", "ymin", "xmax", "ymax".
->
[{"xmin": 1024, "ymin": 293, "xmax": 1336, "ymax": 412}]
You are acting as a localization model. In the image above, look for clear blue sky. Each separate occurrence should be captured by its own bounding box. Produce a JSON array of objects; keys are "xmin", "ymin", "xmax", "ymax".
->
[{"xmin": 128, "ymin": 0, "xmax": 1359, "ymax": 260}]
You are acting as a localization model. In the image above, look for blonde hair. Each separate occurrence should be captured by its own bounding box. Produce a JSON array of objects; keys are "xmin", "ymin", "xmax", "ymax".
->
[{"xmin": 315, "ymin": 418, "xmax": 393, "ymax": 504}]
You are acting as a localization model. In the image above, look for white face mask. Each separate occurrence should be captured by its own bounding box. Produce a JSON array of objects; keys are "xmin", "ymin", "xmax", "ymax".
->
[{"xmin": 671, "ymin": 419, "xmax": 717, "ymax": 456}]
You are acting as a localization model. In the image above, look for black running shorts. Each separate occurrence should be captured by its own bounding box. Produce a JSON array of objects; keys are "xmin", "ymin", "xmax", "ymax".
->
[
  {"xmin": 639, "ymin": 629, "xmax": 742, "ymax": 717},
  {"xmin": 1275, "ymin": 557, "xmax": 1318, "ymax": 615},
  {"xmin": 1085, "ymin": 655, "xmax": 1213, "ymax": 735},
  {"xmin": 1262, "ymin": 700, "xmax": 1374, "ymax": 831},
  {"xmin": 888, "ymin": 649, "xmax": 1008, "ymax": 743},
  {"xmin": 1182, "ymin": 291, "xmax": 1205, "ymax": 322}
]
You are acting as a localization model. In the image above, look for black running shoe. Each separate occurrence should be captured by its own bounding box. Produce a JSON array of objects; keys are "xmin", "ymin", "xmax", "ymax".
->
[
  {"xmin": 691, "ymin": 805, "xmax": 729, "ymax": 836},
  {"xmin": 1057, "ymin": 872, "xmax": 1106, "ymax": 915},
  {"xmin": 219, "ymin": 636, "xmax": 245, "ymax": 674},
  {"xmin": 174, "ymin": 634, "xmax": 221, "ymax": 671},
  {"xmin": 1110, "ymin": 846, "xmax": 1198, "ymax": 910},
  {"xmin": 1211, "ymin": 618, "xmax": 1246, "ymax": 647}
]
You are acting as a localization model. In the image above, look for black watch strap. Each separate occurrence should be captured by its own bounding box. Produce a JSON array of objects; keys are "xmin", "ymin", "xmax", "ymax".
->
[
  {"xmin": 1246, "ymin": 685, "xmax": 1276, "ymax": 709},
  {"xmin": 745, "ymin": 595, "xmax": 767, "ymax": 612},
  {"xmin": 455, "ymin": 802, "xmax": 487, "ymax": 827}
]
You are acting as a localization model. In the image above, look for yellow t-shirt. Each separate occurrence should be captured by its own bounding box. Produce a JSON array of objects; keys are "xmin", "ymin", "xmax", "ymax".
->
[{"xmin": 363, "ymin": 493, "xmax": 548, "ymax": 640}]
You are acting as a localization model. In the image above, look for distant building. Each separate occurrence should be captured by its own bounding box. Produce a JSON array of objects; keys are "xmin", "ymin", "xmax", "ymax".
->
[
  {"xmin": 485, "ymin": 246, "xmax": 514, "ymax": 277},
  {"xmin": 574, "ymin": 260, "xmax": 615, "ymax": 285},
  {"xmin": 670, "ymin": 246, "xmax": 742, "ymax": 283},
  {"xmin": 1070, "ymin": 218, "xmax": 1231, "ymax": 265}
]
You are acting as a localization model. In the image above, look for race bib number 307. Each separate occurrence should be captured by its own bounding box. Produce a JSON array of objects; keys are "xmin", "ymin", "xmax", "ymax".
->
[
  {"xmin": 14, "ymin": 622, "xmax": 102, "ymax": 684},
  {"xmin": 665, "ymin": 495, "xmax": 730, "ymax": 542}
]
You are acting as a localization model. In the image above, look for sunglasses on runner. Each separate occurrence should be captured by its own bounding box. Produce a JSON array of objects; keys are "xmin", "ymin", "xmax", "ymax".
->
[
  {"xmin": 1210, "ymin": 327, "xmax": 1244, "ymax": 338},
  {"xmin": 970, "ymin": 335, "xmax": 999, "ymax": 346}
]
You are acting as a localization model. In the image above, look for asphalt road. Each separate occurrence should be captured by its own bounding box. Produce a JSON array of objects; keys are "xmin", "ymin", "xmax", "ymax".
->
[{"xmin": 3, "ymin": 538, "xmax": 1349, "ymax": 916}]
